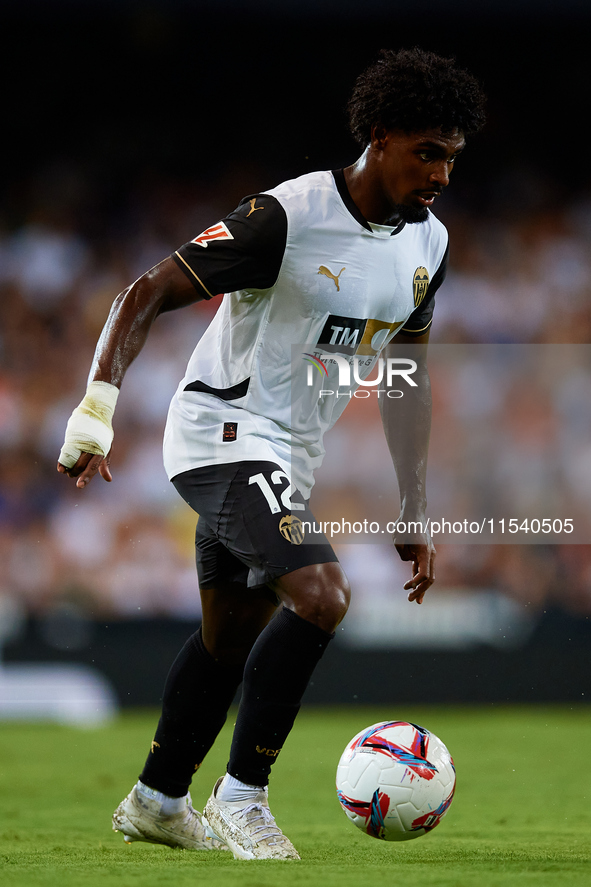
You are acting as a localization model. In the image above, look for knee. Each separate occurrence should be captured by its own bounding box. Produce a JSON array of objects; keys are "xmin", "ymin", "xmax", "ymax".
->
[
  {"xmin": 276, "ymin": 563, "xmax": 351, "ymax": 634},
  {"xmin": 315, "ymin": 579, "xmax": 351, "ymax": 632},
  {"xmin": 297, "ymin": 582, "xmax": 350, "ymax": 634}
]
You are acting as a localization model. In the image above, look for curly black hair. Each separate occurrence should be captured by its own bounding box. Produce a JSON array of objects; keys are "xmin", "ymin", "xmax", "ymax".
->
[{"xmin": 348, "ymin": 47, "xmax": 486, "ymax": 147}]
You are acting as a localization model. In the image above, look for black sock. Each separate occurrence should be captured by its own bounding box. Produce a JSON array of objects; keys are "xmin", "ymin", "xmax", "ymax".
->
[
  {"xmin": 227, "ymin": 607, "xmax": 333, "ymax": 786},
  {"xmin": 139, "ymin": 627, "xmax": 243, "ymax": 797}
]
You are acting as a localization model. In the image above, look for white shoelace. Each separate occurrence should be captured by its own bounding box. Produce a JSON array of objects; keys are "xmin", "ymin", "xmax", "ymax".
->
[{"xmin": 238, "ymin": 803, "xmax": 286, "ymax": 846}]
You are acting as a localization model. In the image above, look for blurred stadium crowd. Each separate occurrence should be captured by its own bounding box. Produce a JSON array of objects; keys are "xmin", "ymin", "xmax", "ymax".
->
[{"xmin": 1, "ymin": 164, "xmax": 591, "ymax": 625}]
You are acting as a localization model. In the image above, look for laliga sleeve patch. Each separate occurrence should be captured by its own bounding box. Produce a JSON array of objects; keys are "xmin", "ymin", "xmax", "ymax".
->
[{"xmin": 192, "ymin": 221, "xmax": 234, "ymax": 248}]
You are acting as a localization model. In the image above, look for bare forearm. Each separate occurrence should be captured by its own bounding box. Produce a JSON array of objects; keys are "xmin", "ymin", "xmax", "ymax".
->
[
  {"xmin": 89, "ymin": 257, "xmax": 199, "ymax": 388},
  {"xmin": 380, "ymin": 341, "xmax": 435, "ymax": 600},
  {"xmin": 379, "ymin": 341, "xmax": 431, "ymax": 517}
]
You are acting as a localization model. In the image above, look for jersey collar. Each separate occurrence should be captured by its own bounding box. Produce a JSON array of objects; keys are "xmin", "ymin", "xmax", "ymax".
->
[{"xmin": 331, "ymin": 168, "xmax": 406, "ymax": 236}]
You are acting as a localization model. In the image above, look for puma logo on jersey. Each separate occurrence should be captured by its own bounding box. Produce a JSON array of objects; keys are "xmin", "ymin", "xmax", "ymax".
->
[
  {"xmin": 246, "ymin": 198, "xmax": 264, "ymax": 217},
  {"xmin": 151, "ymin": 740, "xmax": 160, "ymax": 754},
  {"xmin": 318, "ymin": 265, "xmax": 346, "ymax": 291},
  {"xmin": 192, "ymin": 221, "xmax": 234, "ymax": 248}
]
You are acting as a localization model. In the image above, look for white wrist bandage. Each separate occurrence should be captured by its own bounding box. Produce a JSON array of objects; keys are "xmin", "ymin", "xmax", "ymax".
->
[{"xmin": 58, "ymin": 381, "xmax": 120, "ymax": 469}]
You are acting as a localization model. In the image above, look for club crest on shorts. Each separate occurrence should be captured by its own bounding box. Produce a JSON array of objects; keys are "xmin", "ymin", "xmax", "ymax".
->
[
  {"xmin": 413, "ymin": 266, "xmax": 429, "ymax": 307},
  {"xmin": 279, "ymin": 515, "xmax": 305, "ymax": 545}
]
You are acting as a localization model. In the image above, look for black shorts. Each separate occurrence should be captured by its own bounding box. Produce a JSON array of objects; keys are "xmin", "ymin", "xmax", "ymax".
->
[{"xmin": 172, "ymin": 460, "xmax": 338, "ymax": 590}]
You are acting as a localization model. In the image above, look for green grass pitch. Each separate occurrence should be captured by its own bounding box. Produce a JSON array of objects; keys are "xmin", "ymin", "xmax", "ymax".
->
[{"xmin": 1, "ymin": 705, "xmax": 590, "ymax": 886}]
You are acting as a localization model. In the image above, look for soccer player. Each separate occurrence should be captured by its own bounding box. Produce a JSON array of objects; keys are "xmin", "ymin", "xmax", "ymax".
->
[{"xmin": 57, "ymin": 48, "xmax": 485, "ymax": 859}]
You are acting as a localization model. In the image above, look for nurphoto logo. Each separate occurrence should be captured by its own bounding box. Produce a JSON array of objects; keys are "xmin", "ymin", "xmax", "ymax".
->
[{"xmin": 303, "ymin": 353, "xmax": 418, "ymax": 398}]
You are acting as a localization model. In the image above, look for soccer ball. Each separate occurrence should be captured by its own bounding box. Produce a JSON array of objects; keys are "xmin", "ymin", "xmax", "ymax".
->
[{"xmin": 336, "ymin": 720, "xmax": 456, "ymax": 841}]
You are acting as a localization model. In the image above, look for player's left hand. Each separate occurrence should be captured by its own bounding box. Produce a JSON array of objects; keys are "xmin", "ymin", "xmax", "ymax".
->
[{"xmin": 394, "ymin": 537, "xmax": 436, "ymax": 605}]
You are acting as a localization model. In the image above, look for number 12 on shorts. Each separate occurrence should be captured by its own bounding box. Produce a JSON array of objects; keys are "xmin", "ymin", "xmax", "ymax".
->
[{"xmin": 248, "ymin": 471, "xmax": 305, "ymax": 514}]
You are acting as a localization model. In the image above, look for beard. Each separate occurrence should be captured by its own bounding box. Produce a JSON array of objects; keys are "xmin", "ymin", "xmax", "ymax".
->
[{"xmin": 388, "ymin": 203, "xmax": 430, "ymax": 225}]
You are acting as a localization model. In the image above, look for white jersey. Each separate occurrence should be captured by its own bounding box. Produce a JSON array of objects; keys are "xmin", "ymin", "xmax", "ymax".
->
[{"xmin": 164, "ymin": 169, "xmax": 448, "ymax": 497}]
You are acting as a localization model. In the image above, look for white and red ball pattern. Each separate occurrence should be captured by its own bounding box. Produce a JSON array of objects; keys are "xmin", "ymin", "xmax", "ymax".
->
[{"xmin": 336, "ymin": 720, "xmax": 456, "ymax": 842}]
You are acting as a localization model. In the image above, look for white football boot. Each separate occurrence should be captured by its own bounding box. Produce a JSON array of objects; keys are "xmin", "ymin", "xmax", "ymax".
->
[
  {"xmin": 202, "ymin": 776, "xmax": 300, "ymax": 860},
  {"xmin": 112, "ymin": 784, "xmax": 227, "ymax": 851}
]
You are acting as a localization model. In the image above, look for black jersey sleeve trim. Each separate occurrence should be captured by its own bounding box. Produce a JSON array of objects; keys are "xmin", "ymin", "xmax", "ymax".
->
[
  {"xmin": 172, "ymin": 194, "xmax": 288, "ymax": 298},
  {"xmin": 398, "ymin": 318, "xmax": 434, "ymax": 336},
  {"xmin": 172, "ymin": 251, "xmax": 214, "ymax": 299},
  {"xmin": 184, "ymin": 377, "xmax": 250, "ymax": 400},
  {"xmin": 400, "ymin": 242, "xmax": 449, "ymax": 335}
]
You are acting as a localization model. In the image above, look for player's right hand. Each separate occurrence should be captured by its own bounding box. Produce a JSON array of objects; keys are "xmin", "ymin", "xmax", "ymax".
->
[
  {"xmin": 57, "ymin": 381, "xmax": 119, "ymax": 489},
  {"xmin": 57, "ymin": 450, "xmax": 113, "ymax": 489}
]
